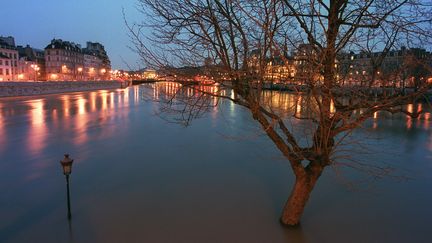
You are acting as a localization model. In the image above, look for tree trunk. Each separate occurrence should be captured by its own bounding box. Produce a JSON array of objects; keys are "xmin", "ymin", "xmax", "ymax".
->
[{"xmin": 280, "ymin": 173, "xmax": 320, "ymax": 226}]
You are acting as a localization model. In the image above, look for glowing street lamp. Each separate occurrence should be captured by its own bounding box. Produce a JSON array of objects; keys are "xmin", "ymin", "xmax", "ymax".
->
[
  {"xmin": 88, "ymin": 67, "xmax": 95, "ymax": 80},
  {"xmin": 100, "ymin": 69, "xmax": 107, "ymax": 80},
  {"xmin": 77, "ymin": 67, "xmax": 83, "ymax": 81},
  {"xmin": 60, "ymin": 154, "xmax": 74, "ymax": 220},
  {"xmin": 31, "ymin": 64, "xmax": 39, "ymax": 81},
  {"xmin": 62, "ymin": 65, "xmax": 68, "ymax": 80}
]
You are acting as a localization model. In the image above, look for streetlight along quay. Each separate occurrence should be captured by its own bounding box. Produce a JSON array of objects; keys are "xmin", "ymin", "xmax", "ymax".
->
[{"xmin": 60, "ymin": 154, "xmax": 74, "ymax": 220}]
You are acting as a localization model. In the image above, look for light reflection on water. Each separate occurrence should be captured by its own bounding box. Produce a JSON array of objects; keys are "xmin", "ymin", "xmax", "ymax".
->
[
  {"xmin": 0, "ymin": 84, "xmax": 431, "ymax": 243},
  {"xmin": 27, "ymin": 99, "xmax": 47, "ymax": 157}
]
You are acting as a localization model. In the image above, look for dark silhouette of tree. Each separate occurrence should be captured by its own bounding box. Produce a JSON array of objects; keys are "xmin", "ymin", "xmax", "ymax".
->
[{"xmin": 128, "ymin": 0, "xmax": 432, "ymax": 226}]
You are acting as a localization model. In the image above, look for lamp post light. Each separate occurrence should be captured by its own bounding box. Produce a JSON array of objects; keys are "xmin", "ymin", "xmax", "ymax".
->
[
  {"xmin": 100, "ymin": 68, "xmax": 107, "ymax": 81},
  {"xmin": 35, "ymin": 66, "xmax": 40, "ymax": 81},
  {"xmin": 77, "ymin": 67, "xmax": 83, "ymax": 81},
  {"xmin": 60, "ymin": 154, "xmax": 74, "ymax": 220},
  {"xmin": 30, "ymin": 64, "xmax": 39, "ymax": 81}
]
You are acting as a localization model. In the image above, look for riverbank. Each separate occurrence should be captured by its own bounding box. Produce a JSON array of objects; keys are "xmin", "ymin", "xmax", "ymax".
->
[{"xmin": 0, "ymin": 80, "xmax": 130, "ymax": 98}]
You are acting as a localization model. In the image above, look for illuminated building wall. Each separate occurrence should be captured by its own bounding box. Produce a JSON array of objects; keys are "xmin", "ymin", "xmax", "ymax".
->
[
  {"xmin": 44, "ymin": 39, "xmax": 111, "ymax": 81},
  {"xmin": 0, "ymin": 39, "xmax": 19, "ymax": 80},
  {"xmin": 17, "ymin": 45, "xmax": 46, "ymax": 81},
  {"xmin": 338, "ymin": 47, "xmax": 432, "ymax": 87},
  {"xmin": 45, "ymin": 39, "xmax": 84, "ymax": 81},
  {"xmin": 0, "ymin": 53, "xmax": 12, "ymax": 81},
  {"xmin": 83, "ymin": 52, "xmax": 103, "ymax": 80},
  {"xmin": 17, "ymin": 59, "xmax": 38, "ymax": 81}
]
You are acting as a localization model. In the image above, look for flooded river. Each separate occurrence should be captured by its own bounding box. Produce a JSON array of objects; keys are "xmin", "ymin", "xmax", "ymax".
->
[{"xmin": 0, "ymin": 83, "xmax": 431, "ymax": 242}]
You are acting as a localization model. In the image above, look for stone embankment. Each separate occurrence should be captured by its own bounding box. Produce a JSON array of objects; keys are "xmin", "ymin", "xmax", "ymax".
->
[{"xmin": 0, "ymin": 81, "xmax": 130, "ymax": 98}]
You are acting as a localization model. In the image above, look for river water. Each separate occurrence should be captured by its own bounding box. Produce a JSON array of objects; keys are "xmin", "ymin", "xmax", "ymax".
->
[{"xmin": 0, "ymin": 83, "xmax": 431, "ymax": 243}]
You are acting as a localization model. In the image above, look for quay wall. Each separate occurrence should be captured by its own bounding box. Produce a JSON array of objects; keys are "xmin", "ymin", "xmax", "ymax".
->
[{"xmin": 0, "ymin": 81, "xmax": 130, "ymax": 98}]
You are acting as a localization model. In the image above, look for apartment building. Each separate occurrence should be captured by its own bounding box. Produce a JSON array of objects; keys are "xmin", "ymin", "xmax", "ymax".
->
[
  {"xmin": 0, "ymin": 53, "xmax": 12, "ymax": 81},
  {"xmin": 0, "ymin": 37, "xmax": 19, "ymax": 80},
  {"xmin": 339, "ymin": 47, "xmax": 432, "ymax": 87},
  {"xmin": 17, "ymin": 45, "xmax": 45, "ymax": 80},
  {"xmin": 45, "ymin": 39, "xmax": 84, "ymax": 80}
]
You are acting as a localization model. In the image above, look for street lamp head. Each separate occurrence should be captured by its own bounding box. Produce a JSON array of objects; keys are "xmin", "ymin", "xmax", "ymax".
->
[{"xmin": 60, "ymin": 154, "xmax": 74, "ymax": 176}]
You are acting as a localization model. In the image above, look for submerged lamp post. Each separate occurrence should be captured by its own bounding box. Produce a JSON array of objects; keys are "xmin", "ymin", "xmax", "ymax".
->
[{"xmin": 60, "ymin": 154, "xmax": 74, "ymax": 220}]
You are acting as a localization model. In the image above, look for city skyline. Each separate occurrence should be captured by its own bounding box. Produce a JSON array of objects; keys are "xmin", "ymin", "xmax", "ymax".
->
[{"xmin": 0, "ymin": 0, "xmax": 146, "ymax": 70}]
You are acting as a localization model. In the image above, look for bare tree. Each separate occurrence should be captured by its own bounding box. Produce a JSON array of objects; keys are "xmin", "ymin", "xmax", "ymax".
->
[{"xmin": 128, "ymin": 0, "xmax": 432, "ymax": 226}]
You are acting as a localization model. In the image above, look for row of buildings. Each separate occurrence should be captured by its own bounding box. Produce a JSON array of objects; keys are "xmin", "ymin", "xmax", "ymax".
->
[
  {"xmin": 248, "ymin": 44, "xmax": 432, "ymax": 88},
  {"xmin": 140, "ymin": 44, "xmax": 431, "ymax": 88},
  {"xmin": 0, "ymin": 35, "xmax": 111, "ymax": 81}
]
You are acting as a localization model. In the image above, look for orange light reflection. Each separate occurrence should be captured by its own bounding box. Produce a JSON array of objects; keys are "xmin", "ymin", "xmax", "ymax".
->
[
  {"xmin": 27, "ymin": 99, "xmax": 47, "ymax": 157},
  {"xmin": 73, "ymin": 95, "xmax": 89, "ymax": 145}
]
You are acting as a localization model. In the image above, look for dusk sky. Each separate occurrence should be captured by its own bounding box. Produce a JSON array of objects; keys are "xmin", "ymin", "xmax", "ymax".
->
[{"xmin": 1, "ymin": 0, "xmax": 146, "ymax": 70}]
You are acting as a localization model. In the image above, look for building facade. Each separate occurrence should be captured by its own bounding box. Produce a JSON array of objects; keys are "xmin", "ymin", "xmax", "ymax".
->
[
  {"xmin": 83, "ymin": 51, "xmax": 103, "ymax": 80},
  {"xmin": 83, "ymin": 42, "xmax": 111, "ymax": 80},
  {"xmin": 45, "ymin": 39, "xmax": 84, "ymax": 81},
  {"xmin": 17, "ymin": 59, "xmax": 38, "ymax": 81},
  {"xmin": 17, "ymin": 45, "xmax": 45, "ymax": 80},
  {"xmin": 248, "ymin": 49, "xmax": 296, "ymax": 83},
  {"xmin": 293, "ymin": 44, "xmax": 323, "ymax": 85},
  {"xmin": 264, "ymin": 56, "xmax": 296, "ymax": 82},
  {"xmin": 0, "ymin": 37, "xmax": 19, "ymax": 80},
  {"xmin": 338, "ymin": 47, "xmax": 432, "ymax": 87},
  {"xmin": 0, "ymin": 53, "xmax": 12, "ymax": 81},
  {"xmin": 44, "ymin": 39, "xmax": 111, "ymax": 81}
]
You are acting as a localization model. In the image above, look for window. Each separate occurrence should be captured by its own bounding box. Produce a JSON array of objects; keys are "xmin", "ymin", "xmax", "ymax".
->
[
  {"xmin": 0, "ymin": 60, "xmax": 2, "ymax": 65},
  {"xmin": 5, "ymin": 60, "xmax": 8, "ymax": 66},
  {"xmin": 0, "ymin": 68, "xmax": 2, "ymax": 75},
  {"xmin": 56, "ymin": 50, "xmax": 59, "ymax": 55},
  {"xmin": 14, "ymin": 54, "xmax": 17, "ymax": 59},
  {"xmin": 5, "ymin": 69, "xmax": 9, "ymax": 75}
]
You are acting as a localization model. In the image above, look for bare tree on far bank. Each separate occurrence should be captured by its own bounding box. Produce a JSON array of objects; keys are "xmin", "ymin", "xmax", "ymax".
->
[{"xmin": 128, "ymin": 0, "xmax": 432, "ymax": 226}]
